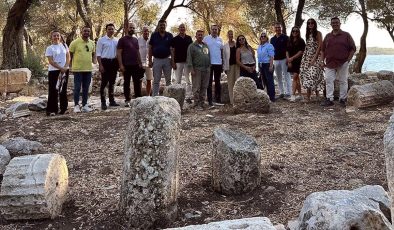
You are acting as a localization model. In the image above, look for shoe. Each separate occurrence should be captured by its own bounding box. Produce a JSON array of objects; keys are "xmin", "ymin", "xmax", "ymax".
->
[
  {"xmin": 82, "ymin": 105, "xmax": 93, "ymax": 112},
  {"xmin": 196, "ymin": 106, "xmax": 204, "ymax": 111},
  {"xmin": 74, "ymin": 105, "xmax": 81, "ymax": 113},
  {"xmin": 275, "ymin": 94, "xmax": 285, "ymax": 100},
  {"xmin": 339, "ymin": 99, "xmax": 347, "ymax": 107},
  {"xmin": 289, "ymin": 96, "xmax": 296, "ymax": 102},
  {"xmin": 295, "ymin": 95, "xmax": 304, "ymax": 102},
  {"xmin": 46, "ymin": 112, "xmax": 56, "ymax": 116},
  {"xmin": 284, "ymin": 94, "xmax": 291, "ymax": 99},
  {"xmin": 101, "ymin": 103, "xmax": 107, "ymax": 110},
  {"xmin": 213, "ymin": 102, "xmax": 224, "ymax": 106},
  {"xmin": 125, "ymin": 101, "xmax": 131, "ymax": 107},
  {"xmin": 186, "ymin": 98, "xmax": 193, "ymax": 104},
  {"xmin": 320, "ymin": 99, "xmax": 334, "ymax": 106},
  {"xmin": 109, "ymin": 101, "xmax": 120, "ymax": 106}
]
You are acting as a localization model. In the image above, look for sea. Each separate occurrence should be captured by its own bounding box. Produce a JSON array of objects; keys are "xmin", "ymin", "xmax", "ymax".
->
[{"xmin": 362, "ymin": 55, "xmax": 394, "ymax": 72}]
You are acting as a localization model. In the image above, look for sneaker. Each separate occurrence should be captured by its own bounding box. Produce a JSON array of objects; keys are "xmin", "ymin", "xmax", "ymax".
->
[
  {"xmin": 284, "ymin": 94, "xmax": 291, "ymax": 99},
  {"xmin": 339, "ymin": 99, "xmax": 347, "ymax": 107},
  {"xmin": 320, "ymin": 99, "xmax": 334, "ymax": 106},
  {"xmin": 213, "ymin": 102, "xmax": 224, "ymax": 106},
  {"xmin": 295, "ymin": 95, "xmax": 304, "ymax": 102},
  {"xmin": 275, "ymin": 94, "xmax": 285, "ymax": 100},
  {"xmin": 82, "ymin": 105, "xmax": 93, "ymax": 112},
  {"xmin": 125, "ymin": 101, "xmax": 131, "ymax": 107},
  {"xmin": 101, "ymin": 103, "xmax": 107, "ymax": 110},
  {"xmin": 74, "ymin": 105, "xmax": 81, "ymax": 113},
  {"xmin": 109, "ymin": 101, "xmax": 120, "ymax": 106},
  {"xmin": 289, "ymin": 95, "xmax": 296, "ymax": 102},
  {"xmin": 186, "ymin": 98, "xmax": 193, "ymax": 104}
]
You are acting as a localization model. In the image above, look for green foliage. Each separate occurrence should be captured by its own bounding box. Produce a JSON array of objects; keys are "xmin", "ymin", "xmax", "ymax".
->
[{"xmin": 22, "ymin": 52, "xmax": 46, "ymax": 79}]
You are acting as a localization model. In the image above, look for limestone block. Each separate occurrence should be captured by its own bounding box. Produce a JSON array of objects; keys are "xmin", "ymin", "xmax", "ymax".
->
[
  {"xmin": 295, "ymin": 185, "xmax": 392, "ymax": 229},
  {"xmin": 5, "ymin": 102, "xmax": 31, "ymax": 118},
  {"xmin": 165, "ymin": 217, "xmax": 276, "ymax": 230},
  {"xmin": 347, "ymin": 80, "xmax": 394, "ymax": 108},
  {"xmin": 220, "ymin": 81, "xmax": 230, "ymax": 104},
  {"xmin": 0, "ymin": 154, "xmax": 68, "ymax": 220},
  {"xmin": 28, "ymin": 98, "xmax": 47, "ymax": 111},
  {"xmin": 120, "ymin": 96, "xmax": 181, "ymax": 229},
  {"xmin": 0, "ymin": 68, "xmax": 31, "ymax": 94},
  {"xmin": 233, "ymin": 77, "xmax": 270, "ymax": 113},
  {"xmin": 2, "ymin": 137, "xmax": 43, "ymax": 158},
  {"xmin": 212, "ymin": 128, "xmax": 261, "ymax": 195},
  {"xmin": 384, "ymin": 114, "xmax": 394, "ymax": 224},
  {"xmin": 0, "ymin": 145, "xmax": 11, "ymax": 174},
  {"xmin": 163, "ymin": 84, "xmax": 186, "ymax": 109},
  {"xmin": 377, "ymin": 70, "xmax": 394, "ymax": 84}
]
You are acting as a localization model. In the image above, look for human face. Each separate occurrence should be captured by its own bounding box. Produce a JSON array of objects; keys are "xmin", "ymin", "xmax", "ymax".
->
[
  {"xmin": 291, "ymin": 28, "xmax": 300, "ymax": 36},
  {"xmin": 274, "ymin": 24, "xmax": 282, "ymax": 35},
  {"xmin": 260, "ymin": 33, "xmax": 268, "ymax": 43},
  {"xmin": 128, "ymin": 23, "xmax": 135, "ymax": 36},
  {"xmin": 158, "ymin": 22, "xmax": 166, "ymax": 33},
  {"xmin": 211, "ymin": 26, "xmax": 219, "ymax": 37},
  {"xmin": 51, "ymin": 32, "xmax": 61, "ymax": 44},
  {"xmin": 331, "ymin": 19, "xmax": 341, "ymax": 31},
  {"xmin": 196, "ymin": 31, "xmax": 204, "ymax": 43},
  {"xmin": 142, "ymin": 27, "xmax": 149, "ymax": 40},
  {"xmin": 307, "ymin": 20, "xmax": 316, "ymax": 29},
  {"xmin": 106, "ymin": 25, "xmax": 115, "ymax": 37},
  {"xmin": 238, "ymin": 36, "xmax": 245, "ymax": 45},
  {"xmin": 179, "ymin": 24, "xmax": 186, "ymax": 35},
  {"xmin": 227, "ymin": 31, "xmax": 233, "ymax": 41},
  {"xmin": 82, "ymin": 27, "xmax": 91, "ymax": 39}
]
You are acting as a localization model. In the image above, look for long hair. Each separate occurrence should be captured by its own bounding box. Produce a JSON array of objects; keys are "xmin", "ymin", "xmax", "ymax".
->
[
  {"xmin": 236, "ymin": 35, "xmax": 251, "ymax": 51},
  {"xmin": 288, "ymin": 26, "xmax": 301, "ymax": 47},
  {"xmin": 306, "ymin": 18, "xmax": 318, "ymax": 40}
]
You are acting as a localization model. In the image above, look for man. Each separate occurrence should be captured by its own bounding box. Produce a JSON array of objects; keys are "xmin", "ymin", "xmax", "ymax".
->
[
  {"xmin": 148, "ymin": 20, "xmax": 174, "ymax": 96},
  {"xmin": 270, "ymin": 22, "xmax": 291, "ymax": 99},
  {"xmin": 138, "ymin": 26, "xmax": 153, "ymax": 96},
  {"xmin": 321, "ymin": 17, "xmax": 356, "ymax": 107},
  {"xmin": 117, "ymin": 22, "xmax": 143, "ymax": 106},
  {"xmin": 187, "ymin": 29, "xmax": 211, "ymax": 110},
  {"xmin": 96, "ymin": 23, "xmax": 119, "ymax": 110},
  {"xmin": 170, "ymin": 23, "xmax": 193, "ymax": 103},
  {"xmin": 203, "ymin": 24, "xmax": 223, "ymax": 106},
  {"xmin": 69, "ymin": 26, "xmax": 96, "ymax": 113}
]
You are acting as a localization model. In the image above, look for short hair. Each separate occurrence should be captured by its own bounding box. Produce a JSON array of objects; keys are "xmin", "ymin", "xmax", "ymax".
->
[
  {"xmin": 158, "ymin": 19, "xmax": 167, "ymax": 24},
  {"xmin": 50, "ymin": 30, "xmax": 60, "ymax": 35},
  {"xmin": 211, "ymin": 24, "xmax": 218, "ymax": 29},
  {"xmin": 105, "ymin": 23, "xmax": 115, "ymax": 29},
  {"xmin": 331, "ymin": 17, "xmax": 340, "ymax": 22},
  {"xmin": 196, "ymin": 29, "xmax": 204, "ymax": 34},
  {"xmin": 274, "ymin": 22, "xmax": 282, "ymax": 27},
  {"xmin": 81, "ymin": 26, "xmax": 91, "ymax": 31}
]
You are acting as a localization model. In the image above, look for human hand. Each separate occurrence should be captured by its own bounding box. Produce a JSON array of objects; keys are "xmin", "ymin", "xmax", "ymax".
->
[
  {"xmin": 148, "ymin": 61, "xmax": 153, "ymax": 68},
  {"xmin": 99, "ymin": 65, "xmax": 105, "ymax": 73},
  {"xmin": 119, "ymin": 65, "xmax": 125, "ymax": 73}
]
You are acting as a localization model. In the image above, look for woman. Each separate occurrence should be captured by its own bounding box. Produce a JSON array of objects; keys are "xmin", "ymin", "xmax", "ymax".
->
[
  {"xmin": 286, "ymin": 26, "xmax": 306, "ymax": 102},
  {"xmin": 299, "ymin": 18, "xmax": 324, "ymax": 101},
  {"xmin": 257, "ymin": 32, "xmax": 275, "ymax": 101},
  {"xmin": 45, "ymin": 30, "xmax": 70, "ymax": 116},
  {"xmin": 236, "ymin": 35, "xmax": 263, "ymax": 90},
  {"xmin": 223, "ymin": 30, "xmax": 240, "ymax": 104}
]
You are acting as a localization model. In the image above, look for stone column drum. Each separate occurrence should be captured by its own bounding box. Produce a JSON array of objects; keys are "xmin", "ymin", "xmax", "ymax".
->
[
  {"xmin": 212, "ymin": 128, "xmax": 261, "ymax": 195},
  {"xmin": 0, "ymin": 154, "xmax": 69, "ymax": 220},
  {"xmin": 120, "ymin": 96, "xmax": 181, "ymax": 229},
  {"xmin": 347, "ymin": 80, "xmax": 394, "ymax": 108},
  {"xmin": 384, "ymin": 113, "xmax": 394, "ymax": 224}
]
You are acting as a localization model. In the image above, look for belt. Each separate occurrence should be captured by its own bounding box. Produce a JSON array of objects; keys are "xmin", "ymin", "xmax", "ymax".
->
[{"xmin": 101, "ymin": 58, "xmax": 117, "ymax": 61}]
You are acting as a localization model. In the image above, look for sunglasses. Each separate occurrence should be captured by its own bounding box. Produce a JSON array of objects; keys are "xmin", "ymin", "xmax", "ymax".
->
[
  {"xmin": 85, "ymin": 45, "xmax": 89, "ymax": 52},
  {"xmin": 292, "ymin": 30, "xmax": 299, "ymax": 33},
  {"xmin": 307, "ymin": 21, "xmax": 315, "ymax": 25},
  {"xmin": 260, "ymin": 35, "xmax": 267, "ymax": 38},
  {"xmin": 238, "ymin": 37, "xmax": 245, "ymax": 40}
]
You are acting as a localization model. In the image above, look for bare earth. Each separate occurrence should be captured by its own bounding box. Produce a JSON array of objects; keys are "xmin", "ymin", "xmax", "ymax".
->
[{"xmin": 0, "ymin": 97, "xmax": 391, "ymax": 229}]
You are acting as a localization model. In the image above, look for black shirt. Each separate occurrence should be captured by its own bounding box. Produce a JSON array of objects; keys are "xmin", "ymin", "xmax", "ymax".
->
[
  {"xmin": 149, "ymin": 31, "xmax": 173, "ymax": 59},
  {"xmin": 270, "ymin": 34, "xmax": 288, "ymax": 60},
  {"xmin": 170, "ymin": 34, "xmax": 193, "ymax": 63},
  {"xmin": 229, "ymin": 46, "xmax": 237, "ymax": 65}
]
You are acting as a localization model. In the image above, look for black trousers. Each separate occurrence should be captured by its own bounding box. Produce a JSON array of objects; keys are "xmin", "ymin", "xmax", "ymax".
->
[
  {"xmin": 100, "ymin": 58, "xmax": 119, "ymax": 104},
  {"xmin": 207, "ymin": 64, "xmax": 222, "ymax": 104},
  {"xmin": 240, "ymin": 64, "xmax": 264, "ymax": 90},
  {"xmin": 124, "ymin": 65, "xmax": 143, "ymax": 101},
  {"xmin": 47, "ymin": 70, "xmax": 69, "ymax": 114}
]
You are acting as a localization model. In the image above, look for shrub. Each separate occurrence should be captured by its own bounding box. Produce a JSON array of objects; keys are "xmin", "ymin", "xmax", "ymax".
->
[{"xmin": 22, "ymin": 52, "xmax": 46, "ymax": 79}]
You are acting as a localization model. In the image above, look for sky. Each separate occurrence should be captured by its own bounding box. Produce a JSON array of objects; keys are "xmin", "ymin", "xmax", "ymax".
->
[{"xmin": 165, "ymin": 6, "xmax": 393, "ymax": 48}]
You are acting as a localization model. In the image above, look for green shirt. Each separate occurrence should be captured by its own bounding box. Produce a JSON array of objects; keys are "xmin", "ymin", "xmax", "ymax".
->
[
  {"xmin": 187, "ymin": 41, "xmax": 210, "ymax": 70},
  {"xmin": 69, "ymin": 38, "xmax": 95, "ymax": 72}
]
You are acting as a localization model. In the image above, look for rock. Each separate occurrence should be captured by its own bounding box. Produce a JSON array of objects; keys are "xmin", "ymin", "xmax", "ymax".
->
[
  {"xmin": 295, "ymin": 185, "xmax": 392, "ymax": 229},
  {"xmin": 165, "ymin": 217, "xmax": 276, "ymax": 230},
  {"xmin": 2, "ymin": 137, "xmax": 43, "ymax": 157},
  {"xmin": 377, "ymin": 70, "xmax": 394, "ymax": 84},
  {"xmin": 114, "ymin": 86, "xmax": 124, "ymax": 96},
  {"xmin": 347, "ymin": 80, "xmax": 394, "ymax": 108},
  {"xmin": 163, "ymin": 84, "xmax": 186, "ymax": 109},
  {"xmin": 0, "ymin": 154, "xmax": 68, "ymax": 220},
  {"xmin": 0, "ymin": 112, "xmax": 5, "ymax": 122},
  {"xmin": 348, "ymin": 73, "xmax": 368, "ymax": 89},
  {"xmin": 220, "ymin": 81, "xmax": 230, "ymax": 104},
  {"xmin": 28, "ymin": 98, "xmax": 47, "ymax": 111},
  {"xmin": 384, "ymin": 113, "xmax": 394, "ymax": 224},
  {"xmin": 0, "ymin": 145, "xmax": 11, "ymax": 174},
  {"xmin": 120, "ymin": 96, "xmax": 181, "ymax": 229},
  {"xmin": 5, "ymin": 102, "xmax": 31, "ymax": 118},
  {"xmin": 212, "ymin": 128, "xmax": 261, "ymax": 195},
  {"xmin": 274, "ymin": 224, "xmax": 286, "ymax": 230},
  {"xmin": 233, "ymin": 77, "xmax": 270, "ymax": 113},
  {"xmin": 0, "ymin": 68, "xmax": 31, "ymax": 94}
]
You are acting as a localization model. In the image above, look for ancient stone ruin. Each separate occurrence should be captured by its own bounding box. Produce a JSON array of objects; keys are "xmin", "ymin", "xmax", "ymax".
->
[
  {"xmin": 347, "ymin": 80, "xmax": 394, "ymax": 108},
  {"xmin": 0, "ymin": 154, "xmax": 69, "ymax": 220},
  {"xmin": 384, "ymin": 113, "xmax": 394, "ymax": 224},
  {"xmin": 0, "ymin": 68, "xmax": 31, "ymax": 94},
  {"xmin": 212, "ymin": 128, "xmax": 261, "ymax": 195},
  {"xmin": 233, "ymin": 77, "xmax": 270, "ymax": 113},
  {"xmin": 163, "ymin": 84, "xmax": 186, "ymax": 109},
  {"xmin": 120, "ymin": 96, "xmax": 181, "ymax": 229}
]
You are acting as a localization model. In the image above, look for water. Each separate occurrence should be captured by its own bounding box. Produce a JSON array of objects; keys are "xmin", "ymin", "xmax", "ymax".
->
[{"xmin": 362, "ymin": 55, "xmax": 394, "ymax": 72}]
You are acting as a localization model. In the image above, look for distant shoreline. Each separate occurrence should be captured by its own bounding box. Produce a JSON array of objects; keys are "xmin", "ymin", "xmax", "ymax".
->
[{"xmin": 365, "ymin": 47, "xmax": 394, "ymax": 55}]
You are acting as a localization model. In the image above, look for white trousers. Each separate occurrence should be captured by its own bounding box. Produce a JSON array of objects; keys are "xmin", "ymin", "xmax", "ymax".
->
[
  {"xmin": 175, "ymin": 62, "xmax": 192, "ymax": 99},
  {"xmin": 324, "ymin": 61, "xmax": 349, "ymax": 101},
  {"xmin": 274, "ymin": 59, "xmax": 292, "ymax": 95}
]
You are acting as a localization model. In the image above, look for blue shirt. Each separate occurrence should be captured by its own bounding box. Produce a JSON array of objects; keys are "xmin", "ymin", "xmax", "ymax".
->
[
  {"xmin": 149, "ymin": 31, "xmax": 173, "ymax": 58},
  {"xmin": 257, "ymin": 43, "xmax": 275, "ymax": 63}
]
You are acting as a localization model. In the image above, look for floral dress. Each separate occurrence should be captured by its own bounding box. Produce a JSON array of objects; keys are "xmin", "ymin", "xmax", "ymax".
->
[{"xmin": 299, "ymin": 36, "xmax": 324, "ymax": 91}]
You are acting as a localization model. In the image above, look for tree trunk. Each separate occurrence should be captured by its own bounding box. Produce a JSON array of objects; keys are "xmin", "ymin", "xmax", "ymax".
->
[
  {"xmin": 23, "ymin": 27, "xmax": 33, "ymax": 56},
  {"xmin": 352, "ymin": 0, "xmax": 368, "ymax": 73},
  {"xmin": 274, "ymin": 0, "xmax": 286, "ymax": 34},
  {"xmin": 76, "ymin": 0, "xmax": 93, "ymax": 39},
  {"xmin": 156, "ymin": 0, "xmax": 176, "ymax": 31},
  {"xmin": 1, "ymin": 0, "xmax": 33, "ymax": 69},
  {"xmin": 294, "ymin": 0, "xmax": 305, "ymax": 28}
]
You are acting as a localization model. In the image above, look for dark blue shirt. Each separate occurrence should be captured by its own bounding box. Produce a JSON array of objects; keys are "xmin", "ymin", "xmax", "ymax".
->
[
  {"xmin": 149, "ymin": 31, "xmax": 173, "ymax": 58},
  {"xmin": 270, "ymin": 34, "xmax": 288, "ymax": 60}
]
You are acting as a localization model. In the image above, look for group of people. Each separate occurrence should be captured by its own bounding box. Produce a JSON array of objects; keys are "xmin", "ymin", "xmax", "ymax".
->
[{"xmin": 44, "ymin": 17, "xmax": 356, "ymax": 115}]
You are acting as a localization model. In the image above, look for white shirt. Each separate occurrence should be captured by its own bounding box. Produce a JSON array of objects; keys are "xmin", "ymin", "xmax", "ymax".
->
[
  {"xmin": 203, "ymin": 35, "xmax": 223, "ymax": 65},
  {"xmin": 45, "ymin": 43, "xmax": 68, "ymax": 71},
  {"xmin": 138, "ymin": 36, "xmax": 149, "ymax": 66},
  {"xmin": 96, "ymin": 35, "xmax": 118, "ymax": 59}
]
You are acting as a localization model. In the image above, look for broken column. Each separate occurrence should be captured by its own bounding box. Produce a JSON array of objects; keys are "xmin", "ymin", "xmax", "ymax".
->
[
  {"xmin": 0, "ymin": 154, "xmax": 69, "ymax": 220},
  {"xmin": 212, "ymin": 128, "xmax": 261, "ymax": 195},
  {"xmin": 347, "ymin": 80, "xmax": 394, "ymax": 108},
  {"xmin": 384, "ymin": 113, "xmax": 394, "ymax": 224},
  {"xmin": 163, "ymin": 84, "xmax": 186, "ymax": 109},
  {"xmin": 120, "ymin": 96, "xmax": 181, "ymax": 229}
]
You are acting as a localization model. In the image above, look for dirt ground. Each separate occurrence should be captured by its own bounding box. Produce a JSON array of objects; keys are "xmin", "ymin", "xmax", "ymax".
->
[{"xmin": 0, "ymin": 94, "xmax": 391, "ymax": 229}]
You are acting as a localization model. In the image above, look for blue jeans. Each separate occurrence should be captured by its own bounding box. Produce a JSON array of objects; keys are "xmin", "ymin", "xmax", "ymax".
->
[
  {"xmin": 73, "ymin": 72, "xmax": 92, "ymax": 106},
  {"xmin": 259, "ymin": 63, "xmax": 275, "ymax": 102}
]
